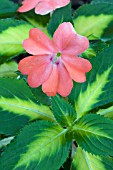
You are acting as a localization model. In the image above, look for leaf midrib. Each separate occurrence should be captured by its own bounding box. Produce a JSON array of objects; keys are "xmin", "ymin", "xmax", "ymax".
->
[
  {"xmin": 13, "ymin": 128, "xmax": 68, "ymax": 169},
  {"xmin": 53, "ymin": 98, "xmax": 72, "ymax": 126},
  {"xmin": 73, "ymin": 126, "xmax": 112, "ymax": 140},
  {"xmin": 0, "ymin": 101, "xmax": 54, "ymax": 120},
  {"xmin": 79, "ymin": 81, "xmax": 104, "ymax": 115},
  {"xmin": 77, "ymin": 67, "xmax": 112, "ymax": 117}
]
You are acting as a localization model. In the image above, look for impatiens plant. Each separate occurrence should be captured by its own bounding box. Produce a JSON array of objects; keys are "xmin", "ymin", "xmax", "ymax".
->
[
  {"xmin": 1, "ymin": 0, "xmax": 113, "ymax": 170},
  {"xmin": 18, "ymin": 22, "xmax": 92, "ymax": 96}
]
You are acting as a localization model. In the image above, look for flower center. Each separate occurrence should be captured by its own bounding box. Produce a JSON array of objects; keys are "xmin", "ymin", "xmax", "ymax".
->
[
  {"xmin": 56, "ymin": 52, "xmax": 61, "ymax": 58},
  {"xmin": 52, "ymin": 52, "xmax": 61, "ymax": 64}
]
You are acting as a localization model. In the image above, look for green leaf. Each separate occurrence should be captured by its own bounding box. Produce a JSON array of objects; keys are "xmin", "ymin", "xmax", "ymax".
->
[
  {"xmin": 0, "ymin": 121, "xmax": 70, "ymax": 170},
  {"xmin": 91, "ymin": 0, "xmax": 113, "ymax": 4},
  {"xmin": 31, "ymin": 86, "xmax": 51, "ymax": 106},
  {"xmin": 21, "ymin": 11, "xmax": 50, "ymax": 35},
  {"xmin": 16, "ymin": 73, "xmax": 51, "ymax": 106},
  {"xmin": 69, "ymin": 45, "xmax": 113, "ymax": 118},
  {"xmin": 73, "ymin": 4, "xmax": 113, "ymax": 41},
  {"xmin": 52, "ymin": 95, "xmax": 76, "ymax": 127},
  {"xmin": 0, "ymin": 0, "xmax": 18, "ymax": 18},
  {"xmin": 48, "ymin": 3, "xmax": 72, "ymax": 36},
  {"xmin": 71, "ymin": 147, "xmax": 113, "ymax": 170},
  {"xmin": 82, "ymin": 41, "xmax": 108, "ymax": 58},
  {"xmin": 0, "ymin": 137, "xmax": 14, "ymax": 149},
  {"xmin": 0, "ymin": 61, "xmax": 18, "ymax": 77},
  {"xmin": 0, "ymin": 18, "xmax": 33, "ymax": 64},
  {"xmin": 97, "ymin": 106, "xmax": 113, "ymax": 119},
  {"xmin": 0, "ymin": 78, "xmax": 54, "ymax": 135},
  {"xmin": 72, "ymin": 114, "xmax": 113, "ymax": 156}
]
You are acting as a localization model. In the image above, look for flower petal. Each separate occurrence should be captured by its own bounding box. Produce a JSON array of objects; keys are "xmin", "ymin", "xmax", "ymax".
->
[
  {"xmin": 42, "ymin": 64, "xmax": 58, "ymax": 96},
  {"xmin": 54, "ymin": 0, "xmax": 70, "ymax": 9},
  {"xmin": 62, "ymin": 55, "xmax": 92, "ymax": 72},
  {"xmin": 18, "ymin": 0, "xmax": 39, "ymax": 12},
  {"xmin": 35, "ymin": 0, "xmax": 70, "ymax": 15},
  {"xmin": 18, "ymin": 55, "xmax": 51, "ymax": 75},
  {"xmin": 35, "ymin": 1, "xmax": 54, "ymax": 15},
  {"xmin": 57, "ymin": 62, "xmax": 73, "ymax": 97},
  {"xmin": 62, "ymin": 56, "xmax": 92, "ymax": 83},
  {"xmin": 63, "ymin": 63, "xmax": 86, "ymax": 82},
  {"xmin": 53, "ymin": 22, "xmax": 89, "ymax": 55},
  {"xmin": 28, "ymin": 62, "xmax": 53, "ymax": 88},
  {"xmin": 18, "ymin": 0, "xmax": 70, "ymax": 14},
  {"xmin": 23, "ymin": 28, "xmax": 55, "ymax": 55}
]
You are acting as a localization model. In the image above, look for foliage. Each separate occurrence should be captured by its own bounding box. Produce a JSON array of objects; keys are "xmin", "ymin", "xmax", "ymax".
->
[{"xmin": 0, "ymin": 0, "xmax": 113, "ymax": 170}]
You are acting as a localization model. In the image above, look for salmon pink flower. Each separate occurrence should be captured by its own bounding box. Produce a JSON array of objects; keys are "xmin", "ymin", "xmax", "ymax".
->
[
  {"xmin": 18, "ymin": 22, "xmax": 92, "ymax": 97},
  {"xmin": 18, "ymin": 0, "xmax": 70, "ymax": 15}
]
